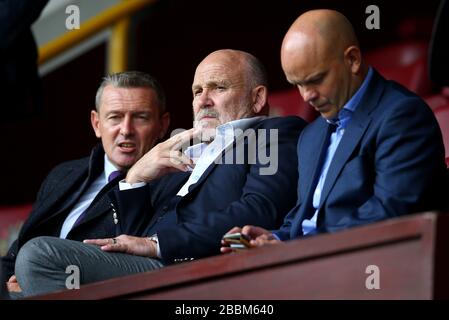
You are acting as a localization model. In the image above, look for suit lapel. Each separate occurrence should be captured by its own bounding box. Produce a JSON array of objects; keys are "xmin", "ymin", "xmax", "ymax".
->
[
  {"xmin": 318, "ymin": 113, "xmax": 371, "ymax": 207},
  {"xmin": 300, "ymin": 119, "xmax": 332, "ymax": 204},
  {"xmin": 290, "ymin": 119, "xmax": 329, "ymax": 237},
  {"xmin": 185, "ymin": 130, "xmax": 246, "ymax": 195},
  {"xmin": 26, "ymin": 145, "xmax": 104, "ymax": 231},
  {"xmin": 318, "ymin": 70, "xmax": 385, "ymax": 208},
  {"xmin": 71, "ymin": 174, "xmax": 124, "ymax": 228}
]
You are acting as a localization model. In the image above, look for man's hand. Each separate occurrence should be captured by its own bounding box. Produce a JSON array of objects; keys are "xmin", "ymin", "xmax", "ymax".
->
[
  {"xmin": 126, "ymin": 128, "xmax": 201, "ymax": 184},
  {"xmin": 84, "ymin": 235, "xmax": 157, "ymax": 258},
  {"xmin": 220, "ymin": 225, "xmax": 281, "ymax": 253},
  {"xmin": 6, "ymin": 275, "xmax": 22, "ymax": 293}
]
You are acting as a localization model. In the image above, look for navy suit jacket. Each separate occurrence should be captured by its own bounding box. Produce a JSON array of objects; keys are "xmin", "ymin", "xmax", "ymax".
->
[
  {"xmin": 109, "ymin": 116, "xmax": 307, "ymax": 264},
  {"xmin": 276, "ymin": 70, "xmax": 447, "ymax": 240}
]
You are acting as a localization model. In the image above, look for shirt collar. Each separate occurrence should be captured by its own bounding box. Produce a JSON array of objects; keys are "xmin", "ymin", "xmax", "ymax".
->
[
  {"xmin": 185, "ymin": 116, "xmax": 266, "ymax": 160},
  {"xmin": 216, "ymin": 116, "xmax": 266, "ymax": 137},
  {"xmin": 104, "ymin": 154, "xmax": 120, "ymax": 182},
  {"xmin": 327, "ymin": 67, "xmax": 374, "ymax": 128}
]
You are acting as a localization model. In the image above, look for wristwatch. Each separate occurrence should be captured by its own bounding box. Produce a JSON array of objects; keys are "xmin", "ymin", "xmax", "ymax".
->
[{"xmin": 147, "ymin": 234, "xmax": 160, "ymax": 258}]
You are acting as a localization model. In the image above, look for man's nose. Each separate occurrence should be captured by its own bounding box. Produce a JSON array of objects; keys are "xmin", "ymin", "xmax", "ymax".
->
[
  {"xmin": 120, "ymin": 116, "xmax": 134, "ymax": 136},
  {"xmin": 195, "ymin": 89, "xmax": 214, "ymax": 111},
  {"xmin": 299, "ymin": 86, "xmax": 319, "ymax": 104}
]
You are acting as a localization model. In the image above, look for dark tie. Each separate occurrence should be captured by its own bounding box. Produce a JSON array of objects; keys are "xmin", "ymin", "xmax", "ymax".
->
[
  {"xmin": 108, "ymin": 170, "xmax": 122, "ymax": 182},
  {"xmin": 72, "ymin": 170, "xmax": 122, "ymax": 228}
]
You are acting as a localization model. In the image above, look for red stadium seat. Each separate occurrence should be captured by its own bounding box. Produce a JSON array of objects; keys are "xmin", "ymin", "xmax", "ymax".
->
[
  {"xmin": 0, "ymin": 204, "xmax": 32, "ymax": 255},
  {"xmin": 433, "ymin": 104, "xmax": 449, "ymax": 160},
  {"xmin": 424, "ymin": 87, "xmax": 449, "ymax": 110},
  {"xmin": 268, "ymin": 88, "xmax": 319, "ymax": 123},
  {"xmin": 365, "ymin": 41, "xmax": 432, "ymax": 96}
]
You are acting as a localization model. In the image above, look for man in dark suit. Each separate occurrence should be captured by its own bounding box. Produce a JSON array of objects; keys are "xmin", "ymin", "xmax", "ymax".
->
[
  {"xmin": 2, "ymin": 71, "xmax": 170, "ymax": 294},
  {"xmin": 221, "ymin": 10, "xmax": 447, "ymax": 249},
  {"xmin": 0, "ymin": 0, "xmax": 49, "ymax": 119},
  {"xmin": 14, "ymin": 49, "xmax": 306, "ymax": 297}
]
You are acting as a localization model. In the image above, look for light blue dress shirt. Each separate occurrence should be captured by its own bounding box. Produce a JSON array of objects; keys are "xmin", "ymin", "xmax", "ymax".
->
[{"xmin": 301, "ymin": 67, "xmax": 374, "ymax": 235}]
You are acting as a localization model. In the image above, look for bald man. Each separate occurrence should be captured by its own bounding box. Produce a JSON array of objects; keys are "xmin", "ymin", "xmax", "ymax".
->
[
  {"xmin": 222, "ymin": 10, "xmax": 447, "ymax": 249},
  {"xmin": 14, "ymin": 50, "xmax": 306, "ymax": 297}
]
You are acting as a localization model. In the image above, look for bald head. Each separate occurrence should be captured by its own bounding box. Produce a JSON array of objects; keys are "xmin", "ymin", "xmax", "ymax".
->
[
  {"xmin": 197, "ymin": 49, "xmax": 268, "ymax": 88},
  {"xmin": 282, "ymin": 9, "xmax": 359, "ymax": 62},
  {"xmin": 280, "ymin": 10, "xmax": 367, "ymax": 120},
  {"xmin": 192, "ymin": 49, "xmax": 269, "ymax": 131}
]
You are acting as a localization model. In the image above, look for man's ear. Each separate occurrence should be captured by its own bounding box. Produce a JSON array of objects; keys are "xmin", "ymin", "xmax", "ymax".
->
[
  {"xmin": 251, "ymin": 85, "xmax": 268, "ymax": 114},
  {"xmin": 91, "ymin": 110, "xmax": 101, "ymax": 138},
  {"xmin": 159, "ymin": 112, "xmax": 171, "ymax": 139},
  {"xmin": 344, "ymin": 45, "xmax": 362, "ymax": 74}
]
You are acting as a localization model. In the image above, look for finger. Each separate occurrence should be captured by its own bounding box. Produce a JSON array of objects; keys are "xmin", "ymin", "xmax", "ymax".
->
[
  {"xmin": 251, "ymin": 237, "xmax": 279, "ymax": 247},
  {"xmin": 225, "ymin": 226, "xmax": 242, "ymax": 235},
  {"xmin": 172, "ymin": 129, "xmax": 202, "ymax": 151},
  {"xmin": 83, "ymin": 239, "xmax": 111, "ymax": 246},
  {"xmin": 243, "ymin": 225, "xmax": 270, "ymax": 239},
  {"xmin": 100, "ymin": 242, "xmax": 126, "ymax": 252},
  {"xmin": 167, "ymin": 150, "xmax": 194, "ymax": 167},
  {"xmin": 250, "ymin": 238, "xmax": 267, "ymax": 247},
  {"xmin": 161, "ymin": 158, "xmax": 193, "ymax": 172},
  {"xmin": 220, "ymin": 246, "xmax": 234, "ymax": 254},
  {"xmin": 167, "ymin": 128, "xmax": 200, "ymax": 150},
  {"xmin": 241, "ymin": 225, "xmax": 255, "ymax": 237}
]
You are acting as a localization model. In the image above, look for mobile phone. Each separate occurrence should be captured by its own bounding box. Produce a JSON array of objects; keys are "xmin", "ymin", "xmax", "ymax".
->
[{"xmin": 222, "ymin": 232, "xmax": 251, "ymax": 248}]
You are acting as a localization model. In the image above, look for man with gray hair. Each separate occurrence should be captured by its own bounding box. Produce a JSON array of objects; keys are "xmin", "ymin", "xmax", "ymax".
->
[
  {"xmin": 14, "ymin": 49, "xmax": 306, "ymax": 297},
  {"xmin": 1, "ymin": 71, "xmax": 170, "ymax": 294}
]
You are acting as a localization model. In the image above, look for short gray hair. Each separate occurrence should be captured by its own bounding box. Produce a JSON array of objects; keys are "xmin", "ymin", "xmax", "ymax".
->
[
  {"xmin": 244, "ymin": 52, "xmax": 269, "ymax": 88},
  {"xmin": 95, "ymin": 71, "xmax": 166, "ymax": 114}
]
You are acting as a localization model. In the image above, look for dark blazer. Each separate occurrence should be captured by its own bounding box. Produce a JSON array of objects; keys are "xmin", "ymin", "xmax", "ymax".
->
[
  {"xmin": 1, "ymin": 144, "xmax": 124, "ymax": 279},
  {"xmin": 109, "ymin": 116, "xmax": 307, "ymax": 264},
  {"xmin": 275, "ymin": 70, "xmax": 447, "ymax": 241}
]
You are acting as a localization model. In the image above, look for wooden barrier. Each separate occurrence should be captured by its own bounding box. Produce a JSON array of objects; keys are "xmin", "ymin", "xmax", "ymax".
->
[{"xmin": 35, "ymin": 212, "xmax": 449, "ymax": 299}]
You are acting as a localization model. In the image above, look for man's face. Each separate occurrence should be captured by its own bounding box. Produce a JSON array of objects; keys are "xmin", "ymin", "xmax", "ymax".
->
[
  {"xmin": 192, "ymin": 54, "xmax": 254, "ymax": 132},
  {"xmin": 91, "ymin": 86, "xmax": 167, "ymax": 171},
  {"xmin": 281, "ymin": 36, "xmax": 353, "ymax": 120}
]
